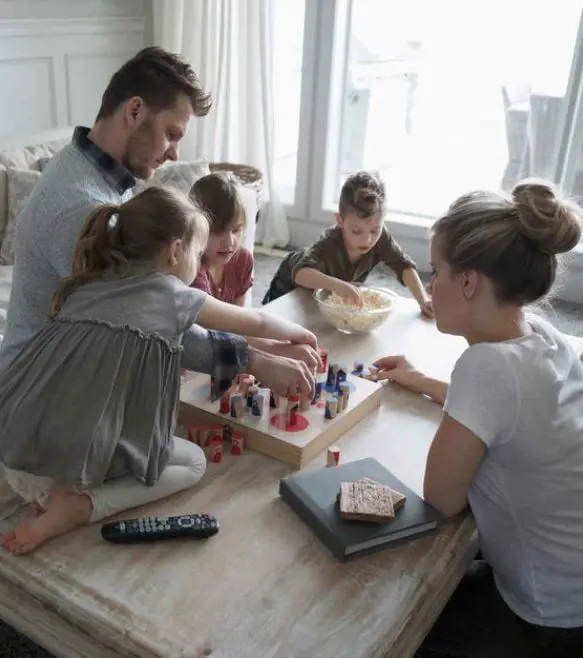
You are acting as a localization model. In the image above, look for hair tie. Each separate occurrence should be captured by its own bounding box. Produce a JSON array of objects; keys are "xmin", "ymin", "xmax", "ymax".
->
[{"xmin": 108, "ymin": 213, "xmax": 120, "ymax": 231}]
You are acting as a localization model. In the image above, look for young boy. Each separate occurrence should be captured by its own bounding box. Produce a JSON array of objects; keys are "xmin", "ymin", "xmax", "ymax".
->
[{"xmin": 262, "ymin": 171, "xmax": 433, "ymax": 317}]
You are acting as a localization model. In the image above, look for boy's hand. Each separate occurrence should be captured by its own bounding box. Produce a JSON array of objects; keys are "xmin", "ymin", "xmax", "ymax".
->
[
  {"xmin": 331, "ymin": 280, "xmax": 363, "ymax": 306},
  {"xmin": 420, "ymin": 298, "xmax": 434, "ymax": 318}
]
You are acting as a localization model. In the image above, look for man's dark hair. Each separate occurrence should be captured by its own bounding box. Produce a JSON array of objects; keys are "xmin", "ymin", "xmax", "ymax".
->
[{"xmin": 96, "ymin": 46, "xmax": 212, "ymax": 120}]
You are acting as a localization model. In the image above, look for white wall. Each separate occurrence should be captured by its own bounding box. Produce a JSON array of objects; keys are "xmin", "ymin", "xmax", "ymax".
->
[{"xmin": 0, "ymin": 0, "xmax": 151, "ymax": 142}]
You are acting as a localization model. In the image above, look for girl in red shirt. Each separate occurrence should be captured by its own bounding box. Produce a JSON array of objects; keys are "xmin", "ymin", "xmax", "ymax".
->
[
  {"xmin": 190, "ymin": 173, "xmax": 320, "ymax": 371},
  {"xmin": 190, "ymin": 172, "xmax": 253, "ymax": 306}
]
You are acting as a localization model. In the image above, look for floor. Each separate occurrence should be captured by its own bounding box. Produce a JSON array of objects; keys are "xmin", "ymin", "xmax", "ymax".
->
[{"xmin": 2, "ymin": 251, "xmax": 583, "ymax": 657}]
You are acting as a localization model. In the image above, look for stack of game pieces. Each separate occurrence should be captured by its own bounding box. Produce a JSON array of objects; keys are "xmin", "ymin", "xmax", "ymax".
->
[{"xmin": 187, "ymin": 423, "xmax": 247, "ymax": 461}]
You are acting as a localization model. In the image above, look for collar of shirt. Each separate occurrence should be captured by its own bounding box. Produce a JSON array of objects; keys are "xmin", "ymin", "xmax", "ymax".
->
[{"xmin": 72, "ymin": 126, "xmax": 136, "ymax": 195}]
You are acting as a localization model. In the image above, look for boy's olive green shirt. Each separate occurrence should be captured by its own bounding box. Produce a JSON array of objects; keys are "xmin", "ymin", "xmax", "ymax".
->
[{"xmin": 262, "ymin": 225, "xmax": 416, "ymax": 304}]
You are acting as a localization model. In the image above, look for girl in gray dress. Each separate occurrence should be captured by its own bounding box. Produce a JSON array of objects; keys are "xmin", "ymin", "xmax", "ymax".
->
[{"xmin": 0, "ymin": 186, "xmax": 317, "ymax": 555}]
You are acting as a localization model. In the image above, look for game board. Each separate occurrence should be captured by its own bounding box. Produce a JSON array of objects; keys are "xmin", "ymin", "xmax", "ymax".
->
[{"xmin": 179, "ymin": 362, "xmax": 383, "ymax": 469}]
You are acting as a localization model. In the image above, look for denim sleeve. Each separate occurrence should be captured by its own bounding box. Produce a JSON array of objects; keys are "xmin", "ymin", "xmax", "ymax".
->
[{"xmin": 181, "ymin": 325, "xmax": 249, "ymax": 400}]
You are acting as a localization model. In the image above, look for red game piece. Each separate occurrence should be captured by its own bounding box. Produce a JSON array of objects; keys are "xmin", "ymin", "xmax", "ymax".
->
[
  {"xmin": 287, "ymin": 395, "xmax": 300, "ymax": 428},
  {"xmin": 209, "ymin": 438, "xmax": 223, "ymax": 463},
  {"xmin": 219, "ymin": 392, "xmax": 230, "ymax": 414},
  {"xmin": 231, "ymin": 432, "xmax": 245, "ymax": 455},
  {"xmin": 318, "ymin": 348, "xmax": 329, "ymax": 374}
]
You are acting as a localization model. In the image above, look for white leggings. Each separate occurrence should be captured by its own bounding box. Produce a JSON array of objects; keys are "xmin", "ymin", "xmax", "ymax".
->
[{"xmin": 3, "ymin": 437, "xmax": 207, "ymax": 524}]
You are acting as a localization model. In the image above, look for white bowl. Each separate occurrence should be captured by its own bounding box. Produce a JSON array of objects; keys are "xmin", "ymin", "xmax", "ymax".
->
[{"xmin": 314, "ymin": 284, "xmax": 398, "ymax": 334}]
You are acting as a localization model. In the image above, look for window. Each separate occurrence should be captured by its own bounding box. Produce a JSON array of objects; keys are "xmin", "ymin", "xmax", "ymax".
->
[
  {"xmin": 330, "ymin": 0, "xmax": 583, "ymax": 216},
  {"xmin": 273, "ymin": 0, "xmax": 583, "ymax": 227}
]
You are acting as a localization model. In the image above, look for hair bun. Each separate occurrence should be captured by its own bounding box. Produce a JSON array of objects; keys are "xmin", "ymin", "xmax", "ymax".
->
[{"xmin": 511, "ymin": 178, "xmax": 582, "ymax": 255}]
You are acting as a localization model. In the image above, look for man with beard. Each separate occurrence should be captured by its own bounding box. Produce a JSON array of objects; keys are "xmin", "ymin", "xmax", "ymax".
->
[{"xmin": 0, "ymin": 47, "xmax": 314, "ymax": 399}]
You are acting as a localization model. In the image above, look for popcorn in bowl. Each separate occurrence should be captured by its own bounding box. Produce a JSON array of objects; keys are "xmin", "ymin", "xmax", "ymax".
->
[{"xmin": 314, "ymin": 285, "xmax": 397, "ymax": 334}]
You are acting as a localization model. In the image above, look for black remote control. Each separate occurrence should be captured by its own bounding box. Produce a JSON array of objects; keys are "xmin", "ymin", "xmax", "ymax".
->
[{"xmin": 101, "ymin": 514, "xmax": 219, "ymax": 544}]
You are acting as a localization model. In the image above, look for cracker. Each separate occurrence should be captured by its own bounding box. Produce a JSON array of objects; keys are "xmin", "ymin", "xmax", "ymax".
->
[
  {"xmin": 356, "ymin": 477, "xmax": 406, "ymax": 512},
  {"xmin": 340, "ymin": 479, "xmax": 396, "ymax": 523}
]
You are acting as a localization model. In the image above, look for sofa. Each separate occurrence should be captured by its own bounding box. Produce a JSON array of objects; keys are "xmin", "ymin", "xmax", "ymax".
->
[{"xmin": 0, "ymin": 128, "xmax": 258, "ymax": 339}]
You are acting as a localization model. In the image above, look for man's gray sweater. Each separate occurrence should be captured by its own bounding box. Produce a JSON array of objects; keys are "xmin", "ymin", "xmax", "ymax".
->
[{"xmin": 0, "ymin": 133, "xmax": 247, "ymax": 386}]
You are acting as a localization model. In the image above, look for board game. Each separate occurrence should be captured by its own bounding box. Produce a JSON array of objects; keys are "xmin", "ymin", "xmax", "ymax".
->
[{"xmin": 179, "ymin": 356, "xmax": 384, "ymax": 469}]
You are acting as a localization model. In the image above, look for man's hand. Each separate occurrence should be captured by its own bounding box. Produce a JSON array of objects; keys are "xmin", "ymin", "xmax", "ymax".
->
[
  {"xmin": 269, "ymin": 343, "xmax": 322, "ymax": 372},
  {"xmin": 248, "ymin": 349, "xmax": 315, "ymax": 398}
]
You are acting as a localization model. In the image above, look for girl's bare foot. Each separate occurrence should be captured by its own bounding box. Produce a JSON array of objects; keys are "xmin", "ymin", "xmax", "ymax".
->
[{"xmin": 1, "ymin": 488, "xmax": 93, "ymax": 556}]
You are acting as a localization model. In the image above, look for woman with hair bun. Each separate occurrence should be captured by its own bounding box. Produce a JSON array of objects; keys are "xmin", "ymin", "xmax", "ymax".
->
[{"xmin": 375, "ymin": 179, "xmax": 583, "ymax": 656}]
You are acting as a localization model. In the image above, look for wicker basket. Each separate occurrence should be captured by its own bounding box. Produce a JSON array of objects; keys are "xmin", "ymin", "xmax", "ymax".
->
[
  {"xmin": 209, "ymin": 162, "xmax": 263, "ymax": 189},
  {"xmin": 209, "ymin": 162, "xmax": 264, "ymax": 223}
]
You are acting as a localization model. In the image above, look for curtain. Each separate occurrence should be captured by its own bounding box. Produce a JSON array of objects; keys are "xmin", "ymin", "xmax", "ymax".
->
[{"xmin": 152, "ymin": 0, "xmax": 290, "ymax": 248}]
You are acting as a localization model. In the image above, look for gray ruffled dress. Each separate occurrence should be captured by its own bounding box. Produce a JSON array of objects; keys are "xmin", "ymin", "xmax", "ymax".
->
[{"xmin": 0, "ymin": 263, "xmax": 206, "ymax": 488}]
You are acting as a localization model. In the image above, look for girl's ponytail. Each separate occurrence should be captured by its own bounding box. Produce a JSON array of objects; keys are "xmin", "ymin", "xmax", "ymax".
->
[
  {"xmin": 51, "ymin": 204, "xmax": 124, "ymax": 317},
  {"xmin": 50, "ymin": 186, "xmax": 208, "ymax": 318}
]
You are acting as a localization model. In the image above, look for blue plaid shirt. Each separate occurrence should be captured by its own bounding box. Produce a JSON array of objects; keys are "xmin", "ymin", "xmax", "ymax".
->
[
  {"xmin": 72, "ymin": 127, "xmax": 250, "ymax": 395},
  {"xmin": 73, "ymin": 126, "xmax": 136, "ymax": 195},
  {"xmin": 208, "ymin": 331, "xmax": 249, "ymax": 400}
]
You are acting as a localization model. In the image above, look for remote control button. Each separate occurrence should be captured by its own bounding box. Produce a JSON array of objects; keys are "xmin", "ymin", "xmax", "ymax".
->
[{"xmin": 178, "ymin": 516, "xmax": 194, "ymax": 528}]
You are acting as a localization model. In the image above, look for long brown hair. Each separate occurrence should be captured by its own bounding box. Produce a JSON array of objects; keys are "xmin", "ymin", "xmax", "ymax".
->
[
  {"xmin": 51, "ymin": 186, "xmax": 208, "ymax": 316},
  {"xmin": 189, "ymin": 172, "xmax": 245, "ymax": 234},
  {"xmin": 433, "ymin": 178, "xmax": 582, "ymax": 305}
]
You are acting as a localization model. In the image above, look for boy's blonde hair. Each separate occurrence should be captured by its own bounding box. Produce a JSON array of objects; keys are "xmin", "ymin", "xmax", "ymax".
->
[{"xmin": 339, "ymin": 171, "xmax": 385, "ymax": 219}]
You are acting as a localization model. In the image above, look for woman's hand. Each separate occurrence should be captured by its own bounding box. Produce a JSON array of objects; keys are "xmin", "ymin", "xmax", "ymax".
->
[
  {"xmin": 374, "ymin": 355, "xmax": 448, "ymax": 405},
  {"xmin": 420, "ymin": 298, "xmax": 435, "ymax": 318},
  {"xmin": 374, "ymin": 355, "xmax": 424, "ymax": 392}
]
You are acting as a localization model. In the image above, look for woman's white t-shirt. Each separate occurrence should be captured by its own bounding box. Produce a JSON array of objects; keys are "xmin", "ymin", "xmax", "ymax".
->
[{"xmin": 444, "ymin": 314, "xmax": 583, "ymax": 628}]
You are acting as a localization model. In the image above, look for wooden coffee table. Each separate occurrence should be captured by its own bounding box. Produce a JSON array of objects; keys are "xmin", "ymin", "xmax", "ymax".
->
[{"xmin": 0, "ymin": 290, "xmax": 569, "ymax": 658}]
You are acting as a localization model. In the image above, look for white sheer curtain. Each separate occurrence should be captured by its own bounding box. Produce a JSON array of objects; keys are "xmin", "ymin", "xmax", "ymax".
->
[{"xmin": 152, "ymin": 0, "xmax": 290, "ymax": 248}]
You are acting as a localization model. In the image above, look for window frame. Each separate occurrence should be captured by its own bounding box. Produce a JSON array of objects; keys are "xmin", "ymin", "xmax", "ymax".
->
[{"xmin": 285, "ymin": 1, "xmax": 583, "ymax": 301}]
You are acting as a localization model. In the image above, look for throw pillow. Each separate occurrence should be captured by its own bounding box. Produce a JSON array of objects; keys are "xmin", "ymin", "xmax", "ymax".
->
[
  {"xmin": 0, "ymin": 137, "xmax": 69, "ymax": 170},
  {"xmin": 36, "ymin": 156, "xmax": 52, "ymax": 172},
  {"xmin": 133, "ymin": 160, "xmax": 210, "ymax": 195},
  {"xmin": 0, "ymin": 169, "xmax": 41, "ymax": 265}
]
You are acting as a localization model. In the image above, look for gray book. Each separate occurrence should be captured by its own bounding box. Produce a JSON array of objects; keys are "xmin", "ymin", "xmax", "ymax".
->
[{"xmin": 279, "ymin": 457, "xmax": 441, "ymax": 561}]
